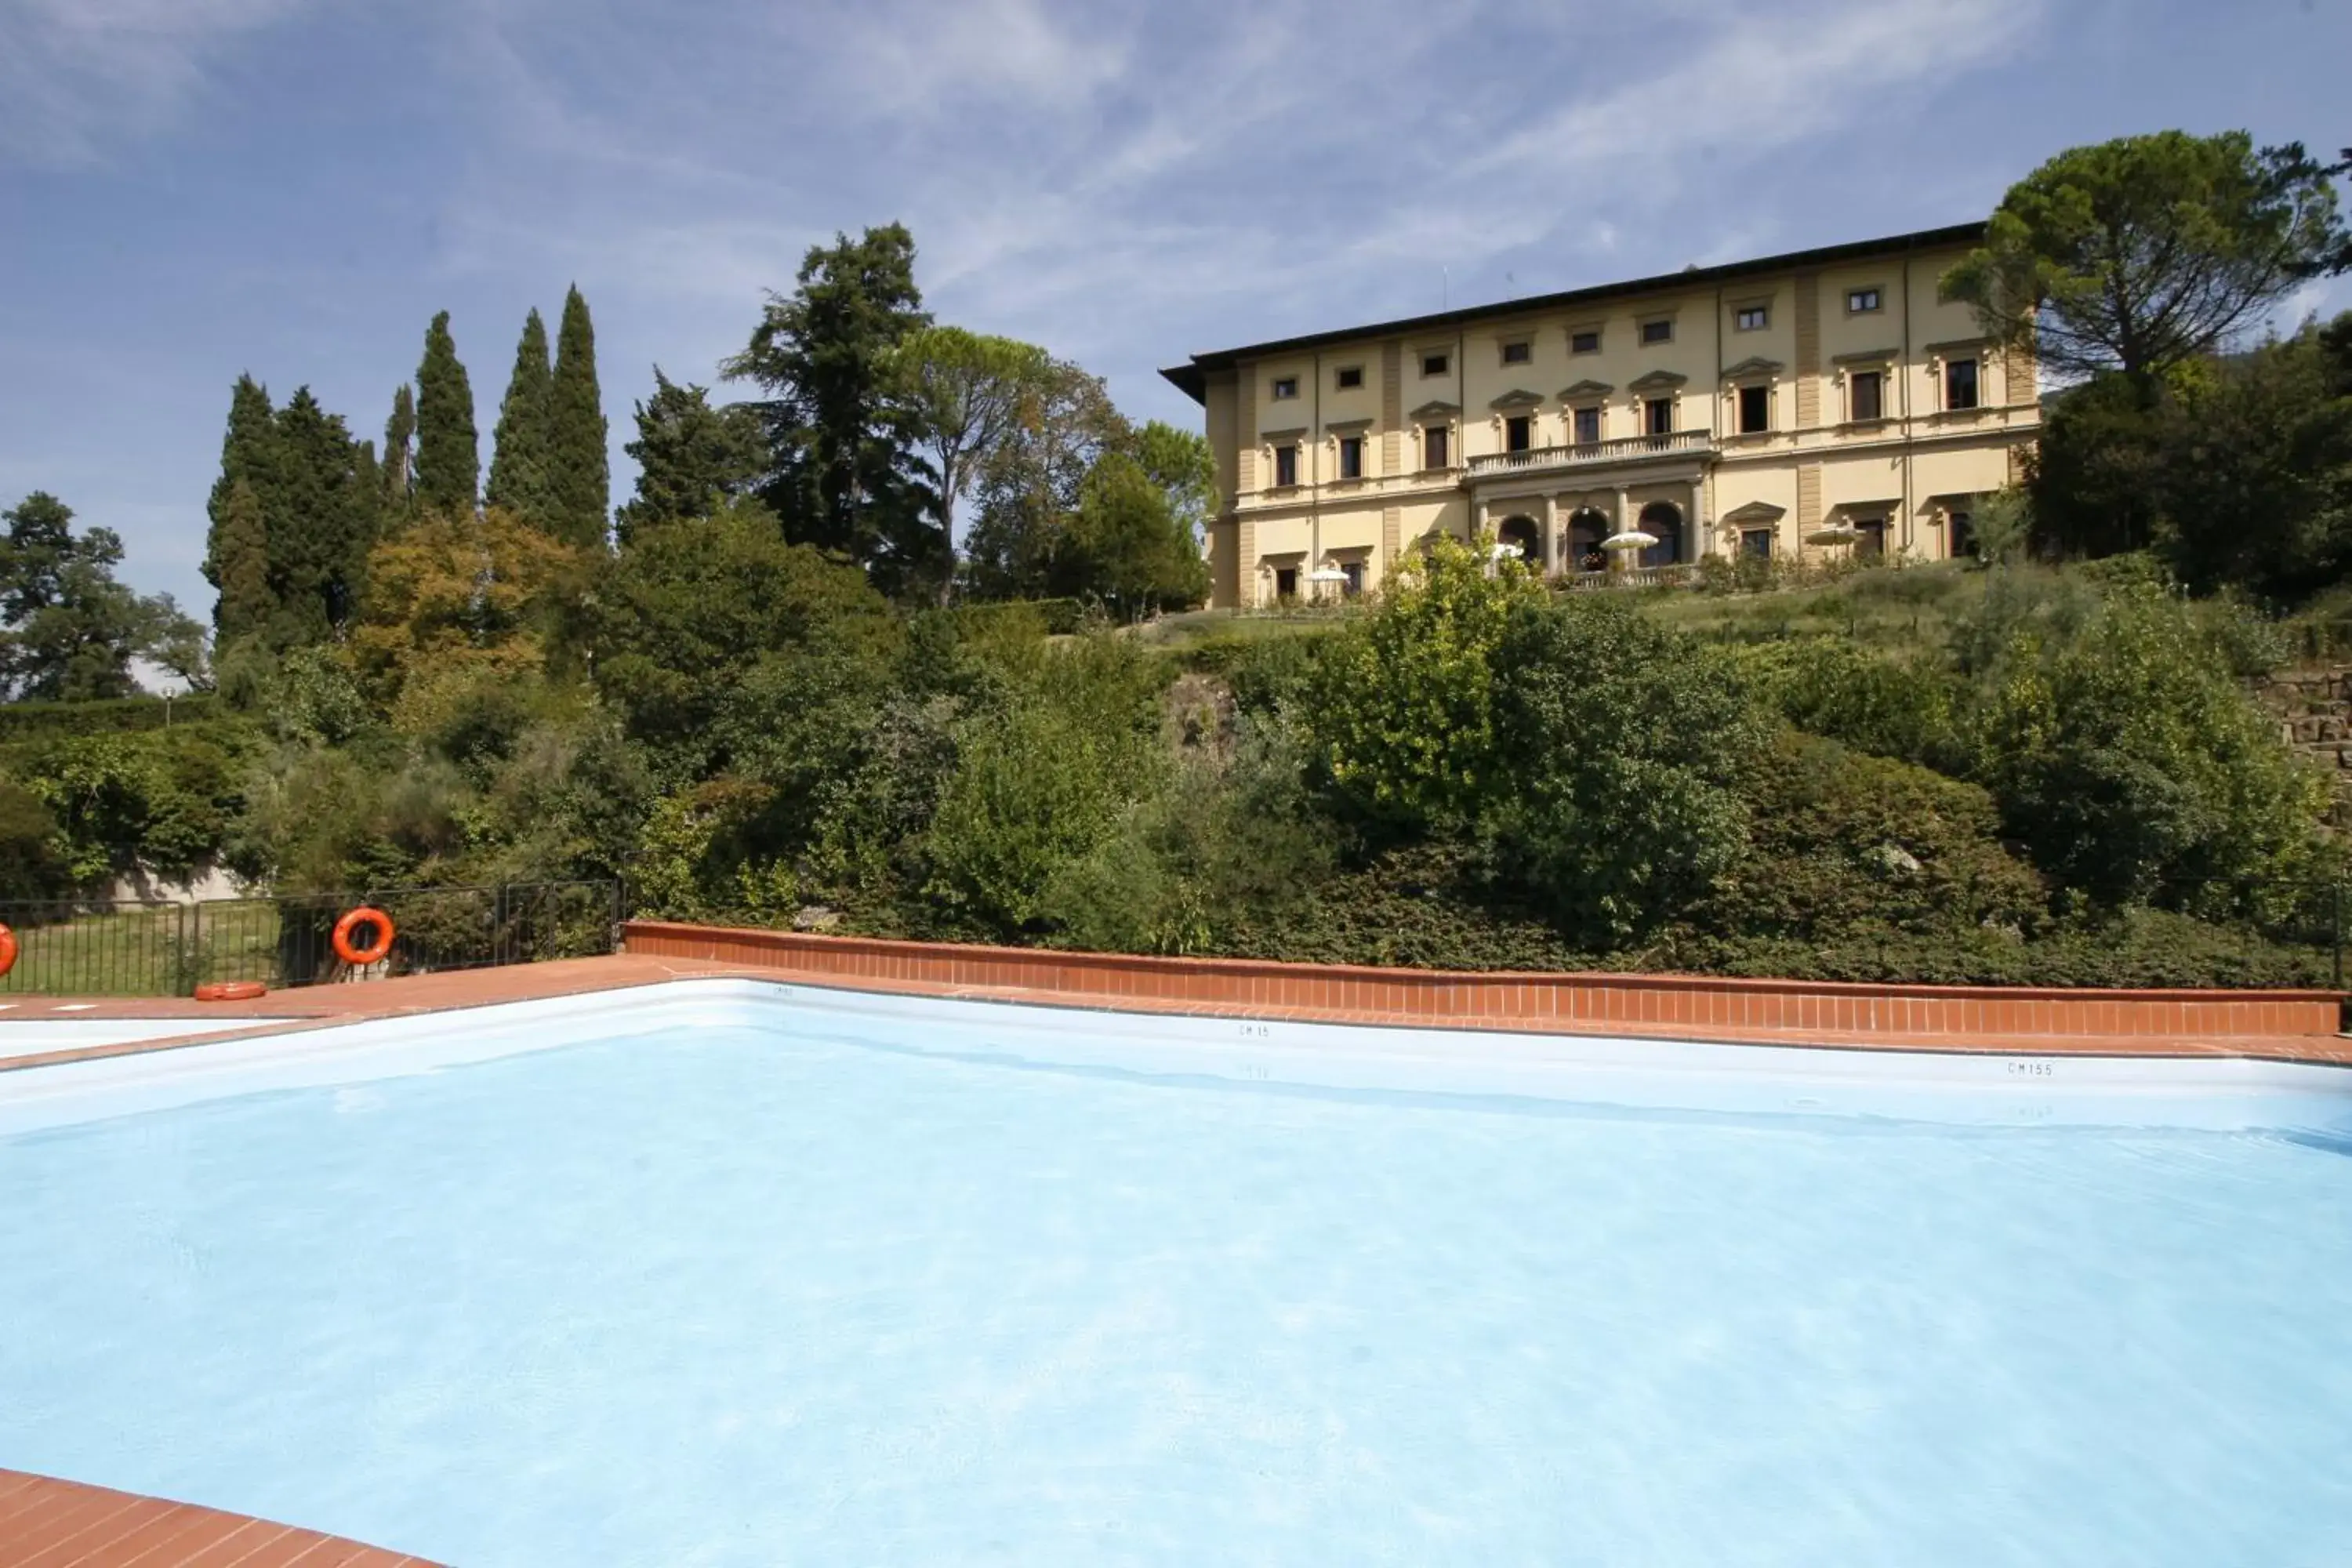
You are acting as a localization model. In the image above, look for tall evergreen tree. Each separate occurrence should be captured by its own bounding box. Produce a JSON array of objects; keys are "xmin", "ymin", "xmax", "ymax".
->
[
  {"xmin": 487, "ymin": 307, "xmax": 554, "ymax": 526},
  {"xmin": 382, "ymin": 383, "xmax": 418, "ymax": 521},
  {"xmin": 271, "ymin": 389, "xmax": 374, "ymax": 640},
  {"xmin": 202, "ymin": 375, "xmax": 281, "ymax": 633},
  {"xmin": 615, "ymin": 368, "xmax": 767, "ymax": 543},
  {"xmin": 546, "ymin": 285, "xmax": 610, "ymax": 549},
  {"xmin": 212, "ymin": 477, "xmax": 274, "ymax": 643},
  {"xmin": 724, "ymin": 224, "xmax": 934, "ymax": 593},
  {"xmin": 415, "ymin": 311, "xmax": 480, "ymax": 516}
]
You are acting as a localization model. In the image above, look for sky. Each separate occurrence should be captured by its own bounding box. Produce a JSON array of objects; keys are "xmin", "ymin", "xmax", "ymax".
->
[{"xmin": 0, "ymin": 0, "xmax": 2347, "ymax": 615}]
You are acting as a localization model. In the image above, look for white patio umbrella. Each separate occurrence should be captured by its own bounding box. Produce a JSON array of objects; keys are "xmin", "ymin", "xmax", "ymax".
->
[
  {"xmin": 1306, "ymin": 566, "xmax": 1349, "ymax": 583},
  {"xmin": 1805, "ymin": 521, "xmax": 1862, "ymax": 546},
  {"xmin": 1600, "ymin": 529, "xmax": 1660, "ymax": 551}
]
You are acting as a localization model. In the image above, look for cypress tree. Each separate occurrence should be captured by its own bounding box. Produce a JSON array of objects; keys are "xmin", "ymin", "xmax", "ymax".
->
[
  {"xmin": 487, "ymin": 307, "xmax": 554, "ymax": 525},
  {"xmin": 213, "ymin": 477, "xmax": 274, "ymax": 642},
  {"xmin": 415, "ymin": 311, "xmax": 480, "ymax": 516},
  {"xmin": 546, "ymin": 285, "xmax": 610, "ymax": 549},
  {"xmin": 272, "ymin": 389, "xmax": 372, "ymax": 640},
  {"xmin": 382, "ymin": 383, "xmax": 417, "ymax": 521},
  {"xmin": 615, "ymin": 368, "xmax": 767, "ymax": 543},
  {"xmin": 203, "ymin": 375, "xmax": 281, "ymax": 632}
]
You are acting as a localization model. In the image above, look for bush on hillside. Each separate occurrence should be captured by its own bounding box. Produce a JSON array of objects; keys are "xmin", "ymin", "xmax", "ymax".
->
[{"xmin": 1477, "ymin": 597, "xmax": 1770, "ymax": 945}]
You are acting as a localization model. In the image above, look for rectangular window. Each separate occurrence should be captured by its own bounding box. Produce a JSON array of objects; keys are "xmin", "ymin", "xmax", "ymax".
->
[
  {"xmin": 1640, "ymin": 318, "xmax": 1674, "ymax": 345},
  {"xmin": 1740, "ymin": 528, "xmax": 1773, "ymax": 560},
  {"xmin": 1573, "ymin": 406, "xmax": 1601, "ymax": 445},
  {"xmin": 1341, "ymin": 560, "xmax": 1363, "ymax": 597},
  {"xmin": 1847, "ymin": 287, "xmax": 1882, "ymax": 314},
  {"xmin": 1273, "ymin": 444, "xmax": 1298, "ymax": 487},
  {"xmin": 1338, "ymin": 435, "xmax": 1363, "ymax": 479},
  {"xmin": 1849, "ymin": 371, "xmax": 1883, "ymax": 423},
  {"xmin": 1646, "ymin": 397, "xmax": 1674, "ymax": 436},
  {"xmin": 1423, "ymin": 425, "xmax": 1450, "ymax": 469},
  {"xmin": 1501, "ymin": 339, "xmax": 1532, "ymax": 365},
  {"xmin": 1504, "ymin": 415, "xmax": 1531, "ymax": 452},
  {"xmin": 1857, "ymin": 518, "xmax": 1888, "ymax": 557},
  {"xmin": 1945, "ymin": 358, "xmax": 1980, "ymax": 411},
  {"xmin": 1275, "ymin": 566, "xmax": 1298, "ymax": 601},
  {"xmin": 1421, "ymin": 351, "xmax": 1450, "ymax": 377},
  {"xmin": 1738, "ymin": 383, "xmax": 1770, "ymax": 434},
  {"xmin": 1271, "ymin": 376, "xmax": 1299, "ymax": 401},
  {"xmin": 1334, "ymin": 365, "xmax": 1363, "ymax": 390},
  {"xmin": 1735, "ymin": 304, "xmax": 1769, "ymax": 332},
  {"xmin": 1950, "ymin": 510, "xmax": 1976, "ymax": 558},
  {"xmin": 1570, "ymin": 328, "xmax": 1601, "ymax": 354}
]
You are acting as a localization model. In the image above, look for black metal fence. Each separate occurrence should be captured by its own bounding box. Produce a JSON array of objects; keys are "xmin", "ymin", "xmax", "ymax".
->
[{"xmin": 0, "ymin": 880, "xmax": 623, "ymax": 996}]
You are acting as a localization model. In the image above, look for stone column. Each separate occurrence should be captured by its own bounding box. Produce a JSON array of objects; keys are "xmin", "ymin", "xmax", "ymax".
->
[
  {"xmin": 1690, "ymin": 477, "xmax": 1704, "ymax": 565},
  {"xmin": 1612, "ymin": 485, "xmax": 1632, "ymax": 574},
  {"xmin": 1541, "ymin": 495, "xmax": 1560, "ymax": 578}
]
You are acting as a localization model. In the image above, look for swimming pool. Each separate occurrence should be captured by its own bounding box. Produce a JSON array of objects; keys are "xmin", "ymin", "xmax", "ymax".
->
[{"xmin": 2, "ymin": 980, "xmax": 2349, "ymax": 1564}]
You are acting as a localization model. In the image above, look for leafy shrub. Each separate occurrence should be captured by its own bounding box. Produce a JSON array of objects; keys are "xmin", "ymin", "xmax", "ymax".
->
[
  {"xmin": 10, "ymin": 726, "xmax": 257, "ymax": 883},
  {"xmin": 1969, "ymin": 583, "xmax": 2331, "ymax": 899},
  {"xmin": 0, "ymin": 694, "xmax": 220, "ymax": 742},
  {"xmin": 1739, "ymin": 638, "xmax": 1965, "ymax": 770},
  {"xmin": 1308, "ymin": 535, "xmax": 1543, "ymax": 829},
  {"xmin": 1477, "ymin": 597, "xmax": 1771, "ymax": 945},
  {"xmin": 0, "ymin": 780, "xmax": 72, "ymax": 900}
]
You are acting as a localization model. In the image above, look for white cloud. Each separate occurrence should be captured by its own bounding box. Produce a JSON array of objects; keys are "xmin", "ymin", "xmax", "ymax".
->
[{"xmin": 0, "ymin": 0, "xmax": 315, "ymax": 165}]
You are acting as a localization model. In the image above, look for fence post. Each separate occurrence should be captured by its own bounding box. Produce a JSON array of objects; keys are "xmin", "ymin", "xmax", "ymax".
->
[
  {"xmin": 2334, "ymin": 882, "xmax": 2343, "ymax": 992},
  {"xmin": 176, "ymin": 900, "xmax": 190, "ymax": 996}
]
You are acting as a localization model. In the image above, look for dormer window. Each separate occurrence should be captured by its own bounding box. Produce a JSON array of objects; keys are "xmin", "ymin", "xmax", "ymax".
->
[{"xmin": 1270, "ymin": 376, "xmax": 1299, "ymax": 401}]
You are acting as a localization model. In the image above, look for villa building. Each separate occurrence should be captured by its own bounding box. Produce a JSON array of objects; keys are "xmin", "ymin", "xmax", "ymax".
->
[{"xmin": 1161, "ymin": 223, "xmax": 2039, "ymax": 607}]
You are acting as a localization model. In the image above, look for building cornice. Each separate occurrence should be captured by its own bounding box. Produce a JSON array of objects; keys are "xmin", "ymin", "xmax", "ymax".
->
[{"xmin": 1160, "ymin": 220, "xmax": 1988, "ymax": 404}]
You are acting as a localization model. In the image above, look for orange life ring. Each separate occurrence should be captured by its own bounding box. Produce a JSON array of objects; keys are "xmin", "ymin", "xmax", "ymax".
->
[
  {"xmin": 0, "ymin": 923, "xmax": 16, "ymax": 978},
  {"xmin": 332, "ymin": 906, "xmax": 396, "ymax": 967},
  {"xmin": 194, "ymin": 980, "xmax": 267, "ymax": 1002}
]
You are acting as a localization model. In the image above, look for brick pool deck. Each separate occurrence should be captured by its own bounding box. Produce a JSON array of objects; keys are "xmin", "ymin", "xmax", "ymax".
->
[
  {"xmin": 0, "ymin": 1469, "xmax": 433, "ymax": 1566},
  {"xmin": 3, "ymin": 926, "xmax": 2348, "ymax": 1559}
]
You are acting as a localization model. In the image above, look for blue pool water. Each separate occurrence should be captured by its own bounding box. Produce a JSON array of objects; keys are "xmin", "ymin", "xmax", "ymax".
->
[{"xmin": 2, "ymin": 1000, "xmax": 2350, "ymax": 1565}]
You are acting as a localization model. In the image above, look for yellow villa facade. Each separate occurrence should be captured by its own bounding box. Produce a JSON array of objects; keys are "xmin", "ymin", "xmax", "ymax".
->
[{"xmin": 1162, "ymin": 223, "xmax": 2040, "ymax": 607}]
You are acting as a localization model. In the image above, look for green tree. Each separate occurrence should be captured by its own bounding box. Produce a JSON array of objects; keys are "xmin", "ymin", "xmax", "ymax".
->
[
  {"xmin": 547, "ymin": 285, "xmax": 610, "ymax": 550},
  {"xmin": 486, "ymin": 307, "xmax": 554, "ymax": 527},
  {"xmin": 1051, "ymin": 451, "xmax": 1208, "ymax": 615},
  {"xmin": 212, "ymin": 476, "xmax": 274, "ymax": 642},
  {"xmin": 0, "ymin": 492, "xmax": 201, "ymax": 702},
  {"xmin": 269, "ymin": 388, "xmax": 374, "ymax": 640},
  {"xmin": 963, "ymin": 358, "xmax": 1128, "ymax": 599},
  {"xmin": 1944, "ymin": 131, "xmax": 2351, "ymax": 383},
  {"xmin": 415, "ymin": 310, "xmax": 480, "ymax": 515},
  {"xmin": 896, "ymin": 326, "xmax": 1049, "ymax": 595},
  {"xmin": 1131, "ymin": 419, "xmax": 1218, "ymax": 546},
  {"xmin": 588, "ymin": 498, "xmax": 904, "ymax": 764},
  {"xmin": 382, "ymin": 383, "xmax": 418, "ymax": 521},
  {"xmin": 614, "ymin": 368, "xmax": 767, "ymax": 543},
  {"xmin": 201, "ymin": 374, "xmax": 280, "ymax": 633},
  {"xmin": 1308, "ymin": 534, "xmax": 1544, "ymax": 829},
  {"xmin": 725, "ymin": 223, "xmax": 935, "ymax": 593}
]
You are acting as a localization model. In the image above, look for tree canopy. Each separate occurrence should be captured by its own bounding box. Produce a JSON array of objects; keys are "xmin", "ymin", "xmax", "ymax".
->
[
  {"xmin": 615, "ymin": 369, "xmax": 766, "ymax": 543},
  {"xmin": 1944, "ymin": 131, "xmax": 2351, "ymax": 383},
  {"xmin": 415, "ymin": 310, "xmax": 480, "ymax": 515},
  {"xmin": 0, "ymin": 492, "xmax": 203, "ymax": 702}
]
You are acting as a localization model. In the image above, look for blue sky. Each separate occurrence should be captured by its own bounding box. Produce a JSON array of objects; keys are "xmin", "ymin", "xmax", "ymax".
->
[{"xmin": 1, "ymin": 0, "xmax": 2346, "ymax": 614}]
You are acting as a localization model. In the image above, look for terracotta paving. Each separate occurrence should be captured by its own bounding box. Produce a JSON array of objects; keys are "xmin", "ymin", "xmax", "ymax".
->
[{"xmin": 0, "ymin": 1470, "xmax": 433, "ymax": 1566}]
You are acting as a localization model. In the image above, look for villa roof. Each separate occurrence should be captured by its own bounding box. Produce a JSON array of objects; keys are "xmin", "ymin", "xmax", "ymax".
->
[{"xmin": 1160, "ymin": 221, "xmax": 1987, "ymax": 405}]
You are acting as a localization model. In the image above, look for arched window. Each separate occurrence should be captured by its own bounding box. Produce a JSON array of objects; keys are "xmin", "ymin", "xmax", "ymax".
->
[
  {"xmin": 1638, "ymin": 501, "xmax": 1683, "ymax": 568},
  {"xmin": 1567, "ymin": 507, "xmax": 1609, "ymax": 574},
  {"xmin": 1497, "ymin": 515, "xmax": 1541, "ymax": 564}
]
